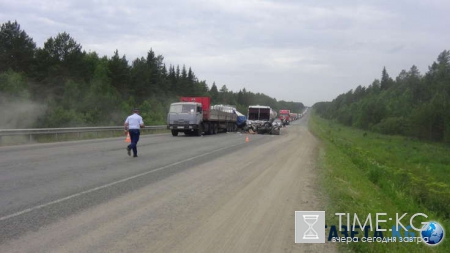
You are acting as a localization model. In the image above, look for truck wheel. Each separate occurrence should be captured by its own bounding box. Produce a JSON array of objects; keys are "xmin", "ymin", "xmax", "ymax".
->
[
  {"xmin": 171, "ymin": 130, "xmax": 178, "ymax": 136},
  {"xmin": 197, "ymin": 124, "xmax": 203, "ymax": 136},
  {"xmin": 206, "ymin": 122, "xmax": 212, "ymax": 135}
]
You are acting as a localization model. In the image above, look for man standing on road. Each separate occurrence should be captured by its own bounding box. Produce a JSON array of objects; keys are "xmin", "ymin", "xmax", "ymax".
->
[{"xmin": 124, "ymin": 108, "xmax": 145, "ymax": 157}]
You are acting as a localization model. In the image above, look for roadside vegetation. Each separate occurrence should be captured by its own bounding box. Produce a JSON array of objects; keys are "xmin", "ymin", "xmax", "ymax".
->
[
  {"xmin": 314, "ymin": 50, "xmax": 450, "ymax": 143},
  {"xmin": 0, "ymin": 20, "xmax": 303, "ymax": 130},
  {"xmin": 310, "ymin": 113, "xmax": 449, "ymax": 252}
]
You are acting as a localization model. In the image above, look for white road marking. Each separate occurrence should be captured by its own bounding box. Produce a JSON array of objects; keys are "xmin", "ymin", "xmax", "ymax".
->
[{"xmin": 0, "ymin": 143, "xmax": 244, "ymax": 221}]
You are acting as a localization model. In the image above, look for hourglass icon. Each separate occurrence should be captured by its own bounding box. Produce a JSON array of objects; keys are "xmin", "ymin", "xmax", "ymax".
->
[{"xmin": 303, "ymin": 215, "xmax": 319, "ymax": 239}]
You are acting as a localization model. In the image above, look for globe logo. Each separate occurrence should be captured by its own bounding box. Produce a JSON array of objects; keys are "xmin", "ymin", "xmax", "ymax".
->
[{"xmin": 421, "ymin": 221, "xmax": 444, "ymax": 245}]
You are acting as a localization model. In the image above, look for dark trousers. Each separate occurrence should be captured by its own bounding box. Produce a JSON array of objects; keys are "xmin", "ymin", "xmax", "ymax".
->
[{"xmin": 127, "ymin": 129, "xmax": 140, "ymax": 156}]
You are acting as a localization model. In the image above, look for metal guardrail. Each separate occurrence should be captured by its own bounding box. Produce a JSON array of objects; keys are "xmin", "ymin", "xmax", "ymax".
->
[
  {"xmin": 0, "ymin": 126, "xmax": 167, "ymax": 136},
  {"xmin": 0, "ymin": 125, "xmax": 167, "ymax": 143}
]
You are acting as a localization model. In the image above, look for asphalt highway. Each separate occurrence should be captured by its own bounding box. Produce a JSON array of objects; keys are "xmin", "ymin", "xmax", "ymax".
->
[
  {"xmin": 0, "ymin": 128, "xmax": 267, "ymax": 240},
  {"xmin": 0, "ymin": 113, "xmax": 335, "ymax": 252}
]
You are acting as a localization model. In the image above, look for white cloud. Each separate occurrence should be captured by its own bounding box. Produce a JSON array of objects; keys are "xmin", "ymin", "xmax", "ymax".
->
[{"xmin": 1, "ymin": 0, "xmax": 449, "ymax": 105}]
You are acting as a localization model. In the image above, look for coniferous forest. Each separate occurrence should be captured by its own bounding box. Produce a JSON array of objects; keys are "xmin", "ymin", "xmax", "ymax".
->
[
  {"xmin": 314, "ymin": 50, "xmax": 450, "ymax": 143},
  {"xmin": 0, "ymin": 21, "xmax": 304, "ymax": 128}
]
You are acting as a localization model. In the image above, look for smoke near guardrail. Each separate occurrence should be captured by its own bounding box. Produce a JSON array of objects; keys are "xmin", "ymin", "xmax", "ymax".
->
[{"xmin": 0, "ymin": 94, "xmax": 47, "ymax": 129}]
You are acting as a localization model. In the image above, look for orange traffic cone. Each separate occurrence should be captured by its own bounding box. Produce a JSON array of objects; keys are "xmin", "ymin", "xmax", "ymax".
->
[
  {"xmin": 125, "ymin": 132, "xmax": 131, "ymax": 143},
  {"xmin": 245, "ymin": 136, "xmax": 249, "ymax": 142}
]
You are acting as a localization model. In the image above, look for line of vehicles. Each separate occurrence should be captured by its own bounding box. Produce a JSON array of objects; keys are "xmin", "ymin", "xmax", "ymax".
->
[
  {"xmin": 278, "ymin": 109, "xmax": 303, "ymax": 126},
  {"xmin": 166, "ymin": 96, "xmax": 304, "ymax": 136}
]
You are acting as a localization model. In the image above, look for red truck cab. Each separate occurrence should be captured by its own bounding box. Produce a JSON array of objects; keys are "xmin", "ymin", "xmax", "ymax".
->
[{"xmin": 279, "ymin": 109, "xmax": 291, "ymax": 125}]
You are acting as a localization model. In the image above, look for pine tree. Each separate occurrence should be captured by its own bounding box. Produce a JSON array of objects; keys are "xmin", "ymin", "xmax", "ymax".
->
[
  {"xmin": 210, "ymin": 82, "xmax": 219, "ymax": 103},
  {"xmin": 108, "ymin": 50, "xmax": 130, "ymax": 97},
  {"xmin": 0, "ymin": 20, "xmax": 36, "ymax": 74},
  {"xmin": 380, "ymin": 67, "xmax": 394, "ymax": 90}
]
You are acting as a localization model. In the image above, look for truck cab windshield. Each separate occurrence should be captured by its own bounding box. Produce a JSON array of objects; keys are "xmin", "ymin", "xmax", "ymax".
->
[{"xmin": 169, "ymin": 104, "xmax": 197, "ymax": 113}]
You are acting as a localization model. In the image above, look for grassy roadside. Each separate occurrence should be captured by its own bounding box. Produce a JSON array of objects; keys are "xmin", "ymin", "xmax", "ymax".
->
[{"xmin": 309, "ymin": 112, "xmax": 449, "ymax": 252}]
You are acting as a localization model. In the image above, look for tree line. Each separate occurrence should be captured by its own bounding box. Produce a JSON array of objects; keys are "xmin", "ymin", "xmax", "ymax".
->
[
  {"xmin": 314, "ymin": 50, "xmax": 450, "ymax": 142},
  {"xmin": 0, "ymin": 20, "xmax": 304, "ymax": 128}
]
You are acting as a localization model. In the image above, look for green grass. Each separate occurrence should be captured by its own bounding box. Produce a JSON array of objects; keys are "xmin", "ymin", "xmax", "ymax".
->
[{"xmin": 310, "ymin": 112, "xmax": 449, "ymax": 253}]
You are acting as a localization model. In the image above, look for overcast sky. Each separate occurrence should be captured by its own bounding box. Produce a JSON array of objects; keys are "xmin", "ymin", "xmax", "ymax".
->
[{"xmin": 1, "ymin": 0, "xmax": 449, "ymax": 106}]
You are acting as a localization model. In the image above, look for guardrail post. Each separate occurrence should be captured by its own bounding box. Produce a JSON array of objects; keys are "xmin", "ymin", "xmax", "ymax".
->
[{"xmin": 29, "ymin": 134, "xmax": 33, "ymax": 142}]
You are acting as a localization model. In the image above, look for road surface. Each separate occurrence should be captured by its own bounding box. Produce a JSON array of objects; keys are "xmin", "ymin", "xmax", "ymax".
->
[{"xmin": 0, "ymin": 113, "xmax": 335, "ymax": 252}]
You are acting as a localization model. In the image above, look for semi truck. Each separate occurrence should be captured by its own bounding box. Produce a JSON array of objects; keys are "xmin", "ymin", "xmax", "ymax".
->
[
  {"xmin": 167, "ymin": 97, "xmax": 238, "ymax": 136},
  {"xmin": 290, "ymin": 112, "xmax": 297, "ymax": 121},
  {"xmin": 247, "ymin": 105, "xmax": 280, "ymax": 135},
  {"xmin": 279, "ymin": 109, "xmax": 291, "ymax": 125}
]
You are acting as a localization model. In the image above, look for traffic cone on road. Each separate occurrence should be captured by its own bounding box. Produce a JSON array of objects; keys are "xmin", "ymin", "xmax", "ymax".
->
[
  {"xmin": 125, "ymin": 132, "xmax": 131, "ymax": 143},
  {"xmin": 245, "ymin": 136, "xmax": 249, "ymax": 142}
]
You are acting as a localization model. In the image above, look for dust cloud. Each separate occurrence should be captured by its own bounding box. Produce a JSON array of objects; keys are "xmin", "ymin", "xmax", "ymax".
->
[{"xmin": 0, "ymin": 94, "xmax": 47, "ymax": 129}]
